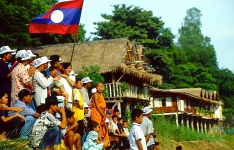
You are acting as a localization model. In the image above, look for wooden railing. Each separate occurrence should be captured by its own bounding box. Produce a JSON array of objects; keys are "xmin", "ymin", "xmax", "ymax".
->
[{"xmin": 104, "ymin": 83, "xmax": 150, "ymax": 99}]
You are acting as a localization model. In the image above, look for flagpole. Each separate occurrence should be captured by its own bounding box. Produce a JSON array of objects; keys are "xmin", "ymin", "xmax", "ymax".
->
[{"xmin": 70, "ymin": 35, "xmax": 77, "ymax": 63}]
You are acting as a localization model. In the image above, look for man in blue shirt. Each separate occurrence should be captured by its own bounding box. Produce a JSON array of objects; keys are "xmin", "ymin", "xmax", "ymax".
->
[{"xmin": 8, "ymin": 89, "xmax": 40, "ymax": 139}]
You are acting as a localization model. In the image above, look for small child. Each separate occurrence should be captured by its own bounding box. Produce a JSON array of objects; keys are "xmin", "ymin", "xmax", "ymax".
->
[
  {"xmin": 82, "ymin": 120, "xmax": 109, "ymax": 150},
  {"xmin": 129, "ymin": 108, "xmax": 147, "ymax": 150},
  {"xmin": 72, "ymin": 78, "xmax": 85, "ymax": 138},
  {"xmin": 123, "ymin": 121, "xmax": 129, "ymax": 137},
  {"xmin": 50, "ymin": 66, "xmax": 69, "ymax": 110}
]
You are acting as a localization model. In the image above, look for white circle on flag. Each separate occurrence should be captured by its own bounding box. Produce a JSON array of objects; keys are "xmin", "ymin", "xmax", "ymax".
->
[{"xmin": 51, "ymin": 10, "xmax": 64, "ymax": 23}]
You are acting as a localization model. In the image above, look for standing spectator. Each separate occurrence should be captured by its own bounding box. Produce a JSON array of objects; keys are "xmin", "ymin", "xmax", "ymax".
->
[
  {"xmin": 45, "ymin": 55, "xmax": 62, "ymax": 77},
  {"xmin": 39, "ymin": 96, "xmax": 67, "ymax": 150},
  {"xmin": 140, "ymin": 106, "xmax": 155, "ymax": 150},
  {"xmin": 129, "ymin": 108, "xmax": 147, "ymax": 150},
  {"xmin": 8, "ymin": 89, "xmax": 40, "ymax": 139},
  {"xmin": 11, "ymin": 51, "xmax": 35, "ymax": 106},
  {"xmin": 83, "ymin": 103, "xmax": 90, "ymax": 134},
  {"xmin": 80, "ymin": 77, "xmax": 93, "ymax": 120},
  {"xmin": 90, "ymin": 82, "xmax": 109, "ymax": 143},
  {"xmin": 32, "ymin": 58, "xmax": 58, "ymax": 113},
  {"xmin": 0, "ymin": 90, "xmax": 25, "ymax": 141},
  {"xmin": 72, "ymin": 78, "xmax": 85, "ymax": 137},
  {"xmin": 60, "ymin": 62, "xmax": 75, "ymax": 107},
  {"xmin": 0, "ymin": 46, "xmax": 15, "ymax": 106}
]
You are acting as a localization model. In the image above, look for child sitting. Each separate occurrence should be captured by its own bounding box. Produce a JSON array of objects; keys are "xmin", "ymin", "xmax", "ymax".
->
[
  {"xmin": 82, "ymin": 120, "xmax": 109, "ymax": 150},
  {"xmin": 0, "ymin": 90, "xmax": 25, "ymax": 141}
]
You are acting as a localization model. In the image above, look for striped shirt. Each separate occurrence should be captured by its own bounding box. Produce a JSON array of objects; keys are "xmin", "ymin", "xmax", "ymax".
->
[{"xmin": 8, "ymin": 100, "xmax": 36, "ymax": 116}]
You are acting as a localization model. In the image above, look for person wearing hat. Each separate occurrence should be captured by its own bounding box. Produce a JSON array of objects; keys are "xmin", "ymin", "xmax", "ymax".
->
[
  {"xmin": 8, "ymin": 89, "xmax": 40, "ymax": 139},
  {"xmin": 39, "ymin": 96, "xmax": 67, "ymax": 149},
  {"xmin": 11, "ymin": 50, "xmax": 35, "ymax": 106},
  {"xmin": 140, "ymin": 106, "xmax": 155, "ymax": 150},
  {"xmin": 80, "ymin": 77, "xmax": 93, "ymax": 119},
  {"xmin": 0, "ymin": 46, "xmax": 15, "ymax": 105},
  {"xmin": 32, "ymin": 57, "xmax": 59, "ymax": 113}
]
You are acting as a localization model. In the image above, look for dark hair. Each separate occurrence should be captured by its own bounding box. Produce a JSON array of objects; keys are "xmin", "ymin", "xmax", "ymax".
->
[
  {"xmin": 89, "ymin": 120, "xmax": 99, "ymax": 131},
  {"xmin": 0, "ymin": 90, "xmax": 7, "ymax": 99},
  {"xmin": 123, "ymin": 121, "xmax": 127, "ymax": 124},
  {"xmin": 49, "ymin": 55, "xmax": 60, "ymax": 66},
  {"xmin": 118, "ymin": 117, "xmax": 123, "ymax": 121},
  {"xmin": 114, "ymin": 108, "xmax": 119, "ymax": 113},
  {"xmin": 75, "ymin": 78, "xmax": 81, "ymax": 84},
  {"xmin": 155, "ymin": 142, "xmax": 160, "ymax": 146},
  {"xmin": 65, "ymin": 109, "xmax": 74, "ymax": 118},
  {"xmin": 112, "ymin": 115, "xmax": 118, "ymax": 120},
  {"xmin": 131, "ymin": 108, "xmax": 143, "ymax": 121},
  {"xmin": 62, "ymin": 62, "xmax": 71, "ymax": 69},
  {"xmin": 176, "ymin": 146, "xmax": 182, "ymax": 150},
  {"xmin": 49, "ymin": 66, "xmax": 57, "ymax": 72}
]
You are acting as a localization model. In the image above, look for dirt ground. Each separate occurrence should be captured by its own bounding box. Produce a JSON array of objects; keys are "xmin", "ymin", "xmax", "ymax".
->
[{"xmin": 157, "ymin": 139, "xmax": 234, "ymax": 150}]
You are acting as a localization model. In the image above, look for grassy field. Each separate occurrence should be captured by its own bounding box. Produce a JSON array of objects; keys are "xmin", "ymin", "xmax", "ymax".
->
[{"xmin": 153, "ymin": 115, "xmax": 234, "ymax": 150}]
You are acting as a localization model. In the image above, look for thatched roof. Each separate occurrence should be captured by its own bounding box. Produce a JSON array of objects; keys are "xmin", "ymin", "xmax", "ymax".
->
[
  {"xmin": 149, "ymin": 87, "xmax": 222, "ymax": 105},
  {"xmin": 32, "ymin": 38, "xmax": 162, "ymax": 84}
]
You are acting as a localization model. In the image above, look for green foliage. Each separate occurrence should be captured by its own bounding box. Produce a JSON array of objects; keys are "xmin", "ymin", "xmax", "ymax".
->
[
  {"xmin": 171, "ymin": 63, "xmax": 217, "ymax": 90},
  {"xmin": 119, "ymin": 81, "xmax": 130, "ymax": 92},
  {"xmin": 77, "ymin": 65, "xmax": 105, "ymax": 88},
  {"xmin": 0, "ymin": 0, "xmax": 87, "ymax": 47}
]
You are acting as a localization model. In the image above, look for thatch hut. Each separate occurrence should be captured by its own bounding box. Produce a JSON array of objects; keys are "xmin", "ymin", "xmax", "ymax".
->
[
  {"xmin": 32, "ymin": 38, "xmax": 162, "ymax": 85},
  {"xmin": 32, "ymin": 38, "xmax": 163, "ymax": 113}
]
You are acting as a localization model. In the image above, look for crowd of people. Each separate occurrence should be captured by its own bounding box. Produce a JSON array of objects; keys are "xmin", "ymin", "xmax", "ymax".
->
[{"xmin": 0, "ymin": 45, "xmax": 163, "ymax": 150}]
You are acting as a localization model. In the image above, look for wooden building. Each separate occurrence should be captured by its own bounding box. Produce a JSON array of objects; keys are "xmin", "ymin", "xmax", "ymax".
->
[
  {"xmin": 149, "ymin": 87, "xmax": 223, "ymax": 133},
  {"xmin": 32, "ymin": 38, "xmax": 162, "ymax": 116}
]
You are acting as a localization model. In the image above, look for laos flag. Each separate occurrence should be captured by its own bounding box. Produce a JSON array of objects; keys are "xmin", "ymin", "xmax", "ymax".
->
[{"xmin": 29, "ymin": 0, "xmax": 83, "ymax": 34}]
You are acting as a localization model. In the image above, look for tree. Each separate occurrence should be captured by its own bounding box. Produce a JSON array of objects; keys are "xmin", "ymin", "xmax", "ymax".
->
[
  {"xmin": 170, "ymin": 63, "xmax": 217, "ymax": 90},
  {"xmin": 0, "ymin": 0, "xmax": 87, "ymax": 47},
  {"xmin": 92, "ymin": 4, "xmax": 175, "ymax": 79},
  {"xmin": 177, "ymin": 7, "xmax": 218, "ymax": 68}
]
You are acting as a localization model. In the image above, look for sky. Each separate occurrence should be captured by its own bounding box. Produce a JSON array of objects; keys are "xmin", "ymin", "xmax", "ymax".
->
[{"xmin": 60, "ymin": 0, "xmax": 234, "ymax": 71}]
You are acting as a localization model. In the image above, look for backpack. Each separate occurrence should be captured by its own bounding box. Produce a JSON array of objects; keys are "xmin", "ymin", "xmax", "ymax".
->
[{"xmin": 30, "ymin": 112, "xmax": 52, "ymax": 148}]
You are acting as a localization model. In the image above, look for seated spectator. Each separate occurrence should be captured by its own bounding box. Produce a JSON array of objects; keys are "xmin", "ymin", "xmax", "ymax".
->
[
  {"xmin": 82, "ymin": 120, "xmax": 109, "ymax": 150},
  {"xmin": 39, "ymin": 96, "xmax": 67, "ymax": 150},
  {"xmin": 0, "ymin": 90, "xmax": 25, "ymax": 141},
  {"xmin": 113, "ymin": 108, "xmax": 120, "ymax": 117},
  {"xmin": 54, "ymin": 109, "xmax": 81, "ymax": 150},
  {"xmin": 117, "ymin": 117, "xmax": 124, "ymax": 133},
  {"xmin": 8, "ymin": 89, "xmax": 40, "ymax": 139}
]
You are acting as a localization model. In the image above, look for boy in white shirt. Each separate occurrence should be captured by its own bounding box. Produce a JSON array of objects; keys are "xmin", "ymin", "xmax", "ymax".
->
[{"xmin": 129, "ymin": 108, "xmax": 147, "ymax": 150}]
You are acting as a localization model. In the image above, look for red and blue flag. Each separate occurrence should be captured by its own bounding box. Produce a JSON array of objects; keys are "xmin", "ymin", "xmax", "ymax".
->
[{"xmin": 29, "ymin": 0, "xmax": 83, "ymax": 34}]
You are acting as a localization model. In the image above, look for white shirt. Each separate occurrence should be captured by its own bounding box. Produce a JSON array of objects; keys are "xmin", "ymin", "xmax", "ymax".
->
[
  {"xmin": 124, "ymin": 128, "xmax": 129, "ymax": 137},
  {"xmin": 33, "ymin": 70, "xmax": 53, "ymax": 106},
  {"xmin": 140, "ymin": 116, "xmax": 155, "ymax": 147},
  {"xmin": 129, "ymin": 122, "xmax": 147, "ymax": 150},
  {"xmin": 60, "ymin": 75, "xmax": 75, "ymax": 103}
]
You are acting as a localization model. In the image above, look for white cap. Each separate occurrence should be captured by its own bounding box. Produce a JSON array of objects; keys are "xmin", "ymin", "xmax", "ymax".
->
[
  {"xmin": 0, "ymin": 46, "xmax": 15, "ymax": 55},
  {"xmin": 84, "ymin": 103, "xmax": 90, "ymax": 108},
  {"xmin": 17, "ymin": 50, "xmax": 31, "ymax": 60},
  {"xmin": 142, "ymin": 106, "xmax": 153, "ymax": 115},
  {"xmin": 91, "ymin": 88, "xmax": 97, "ymax": 94},
  {"xmin": 33, "ymin": 58, "xmax": 46, "ymax": 68},
  {"xmin": 26, "ymin": 50, "xmax": 36, "ymax": 58},
  {"xmin": 81, "ymin": 77, "xmax": 93, "ymax": 84},
  {"xmin": 41, "ymin": 56, "xmax": 51, "ymax": 64},
  {"xmin": 59, "ymin": 58, "xmax": 63, "ymax": 63}
]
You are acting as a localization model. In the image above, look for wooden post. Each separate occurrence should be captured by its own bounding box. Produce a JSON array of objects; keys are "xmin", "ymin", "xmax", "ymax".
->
[
  {"xmin": 186, "ymin": 115, "xmax": 189, "ymax": 128},
  {"xmin": 204, "ymin": 119, "xmax": 207, "ymax": 133},
  {"xmin": 181, "ymin": 114, "xmax": 184, "ymax": 126},
  {"xmin": 176, "ymin": 113, "xmax": 179, "ymax": 127},
  {"xmin": 191, "ymin": 116, "xmax": 194, "ymax": 131},
  {"xmin": 197, "ymin": 117, "xmax": 200, "ymax": 132},
  {"xmin": 200, "ymin": 119, "xmax": 204, "ymax": 133},
  {"xmin": 117, "ymin": 101, "xmax": 121, "ymax": 117}
]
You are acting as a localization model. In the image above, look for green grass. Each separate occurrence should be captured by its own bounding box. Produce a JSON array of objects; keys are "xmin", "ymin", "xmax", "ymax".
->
[{"xmin": 152, "ymin": 115, "xmax": 234, "ymax": 147}]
